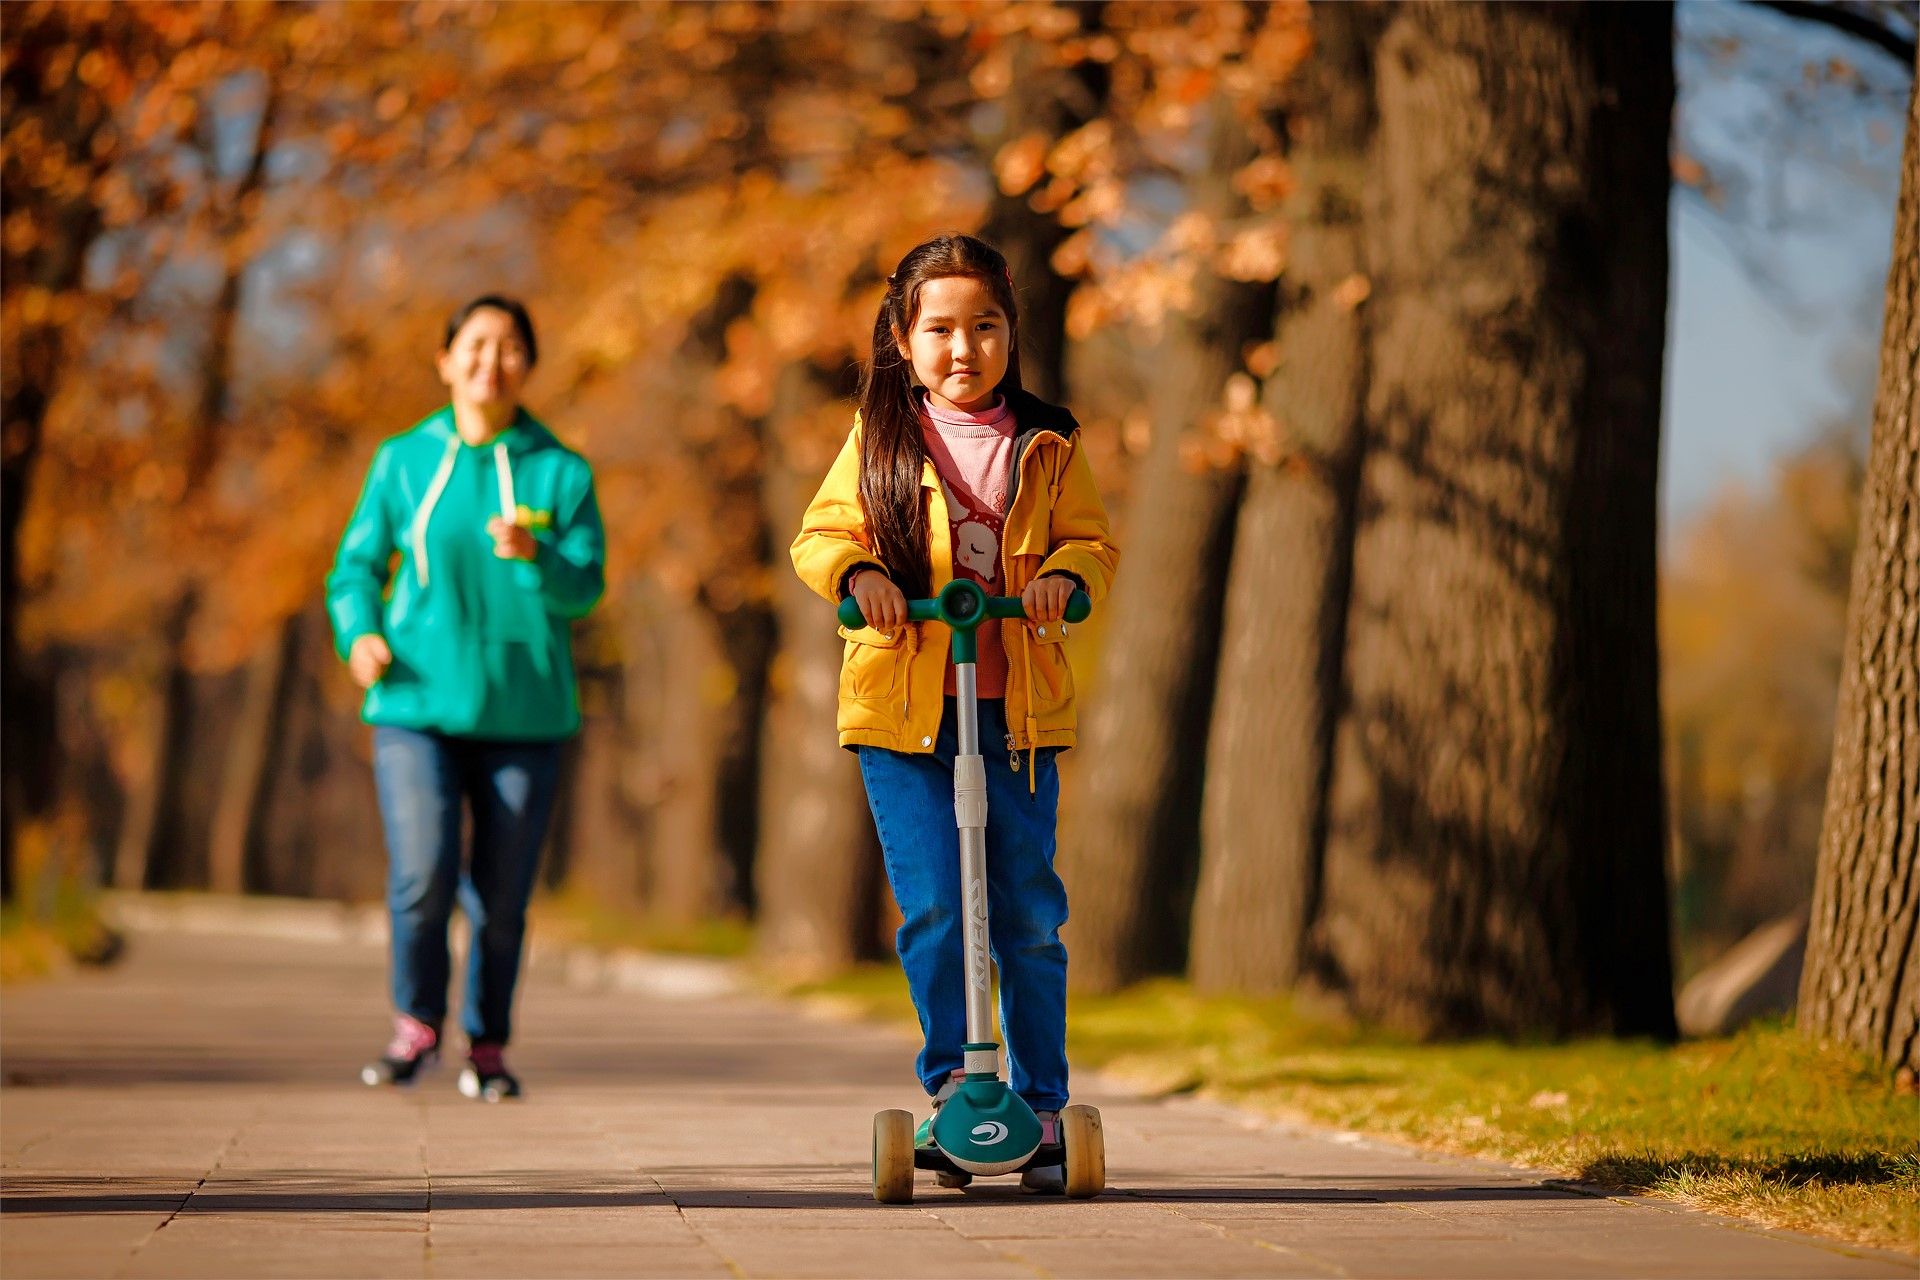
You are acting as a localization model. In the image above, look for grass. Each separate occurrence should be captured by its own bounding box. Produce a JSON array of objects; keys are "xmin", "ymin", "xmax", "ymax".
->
[
  {"xmin": 528, "ymin": 890, "xmax": 754, "ymax": 958},
  {"xmin": 779, "ymin": 966, "xmax": 1920, "ymax": 1254},
  {"xmin": 0, "ymin": 880, "xmax": 119, "ymax": 984}
]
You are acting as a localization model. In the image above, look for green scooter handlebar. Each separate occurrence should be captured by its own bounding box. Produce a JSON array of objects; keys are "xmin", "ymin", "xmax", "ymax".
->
[{"xmin": 838, "ymin": 578, "xmax": 1090, "ymax": 664}]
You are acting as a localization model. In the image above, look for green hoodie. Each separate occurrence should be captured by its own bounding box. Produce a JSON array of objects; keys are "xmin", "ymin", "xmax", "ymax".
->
[{"xmin": 326, "ymin": 405, "xmax": 605, "ymax": 741}]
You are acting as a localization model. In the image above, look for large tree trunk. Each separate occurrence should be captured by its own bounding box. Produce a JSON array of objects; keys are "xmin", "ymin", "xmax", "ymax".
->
[
  {"xmin": 980, "ymin": 24, "xmax": 1105, "ymax": 403},
  {"xmin": 754, "ymin": 362, "xmax": 882, "ymax": 975},
  {"xmin": 0, "ymin": 13, "xmax": 115, "ymax": 900},
  {"xmin": 1059, "ymin": 105, "xmax": 1276, "ymax": 993},
  {"xmin": 207, "ymin": 617, "xmax": 298, "ymax": 894},
  {"xmin": 1799, "ymin": 71, "xmax": 1920, "ymax": 1076},
  {"xmin": 1190, "ymin": 1, "xmax": 1378, "ymax": 994},
  {"xmin": 1312, "ymin": 2, "xmax": 1677, "ymax": 1038}
]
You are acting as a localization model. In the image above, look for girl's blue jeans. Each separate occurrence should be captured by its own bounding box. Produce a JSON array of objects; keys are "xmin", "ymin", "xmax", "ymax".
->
[
  {"xmin": 372, "ymin": 725, "xmax": 562, "ymax": 1046},
  {"xmin": 857, "ymin": 696, "xmax": 1070, "ymax": 1112}
]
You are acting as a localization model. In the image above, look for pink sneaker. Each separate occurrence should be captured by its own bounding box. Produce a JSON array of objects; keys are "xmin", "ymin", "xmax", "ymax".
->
[{"xmin": 360, "ymin": 1015, "xmax": 439, "ymax": 1087}]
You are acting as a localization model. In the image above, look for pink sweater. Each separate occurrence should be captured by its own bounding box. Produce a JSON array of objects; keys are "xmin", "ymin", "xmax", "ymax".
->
[{"xmin": 920, "ymin": 394, "xmax": 1017, "ymax": 697}]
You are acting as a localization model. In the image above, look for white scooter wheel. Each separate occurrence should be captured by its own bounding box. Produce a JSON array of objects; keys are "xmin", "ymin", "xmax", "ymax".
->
[
  {"xmin": 1061, "ymin": 1104, "xmax": 1105, "ymax": 1199},
  {"xmin": 873, "ymin": 1109, "xmax": 916, "ymax": 1204}
]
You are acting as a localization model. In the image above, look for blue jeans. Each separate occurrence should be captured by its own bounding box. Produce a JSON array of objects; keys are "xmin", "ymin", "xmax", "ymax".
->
[
  {"xmin": 371, "ymin": 725, "xmax": 562, "ymax": 1045},
  {"xmin": 858, "ymin": 697, "xmax": 1070, "ymax": 1112}
]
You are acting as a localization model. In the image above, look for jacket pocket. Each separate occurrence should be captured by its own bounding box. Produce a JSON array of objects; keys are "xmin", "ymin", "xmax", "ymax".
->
[
  {"xmin": 838, "ymin": 623, "xmax": 905, "ymax": 705},
  {"xmin": 1026, "ymin": 619, "xmax": 1074, "ymax": 713}
]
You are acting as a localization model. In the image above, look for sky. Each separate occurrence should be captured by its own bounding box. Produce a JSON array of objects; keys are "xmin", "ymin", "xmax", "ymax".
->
[{"xmin": 1662, "ymin": 0, "xmax": 1912, "ymax": 535}]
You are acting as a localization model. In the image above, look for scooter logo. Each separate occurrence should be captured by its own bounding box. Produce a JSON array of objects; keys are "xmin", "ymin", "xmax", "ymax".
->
[
  {"xmin": 966, "ymin": 879, "xmax": 991, "ymax": 992},
  {"xmin": 972, "ymin": 1121, "xmax": 1008, "ymax": 1144}
]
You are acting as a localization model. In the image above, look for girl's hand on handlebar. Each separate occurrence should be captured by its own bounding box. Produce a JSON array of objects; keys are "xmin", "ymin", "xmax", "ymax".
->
[
  {"xmin": 850, "ymin": 568, "xmax": 908, "ymax": 631},
  {"xmin": 1022, "ymin": 574, "xmax": 1076, "ymax": 625}
]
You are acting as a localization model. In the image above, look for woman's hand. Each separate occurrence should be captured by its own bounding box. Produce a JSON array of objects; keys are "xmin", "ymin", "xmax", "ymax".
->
[
  {"xmin": 850, "ymin": 568, "xmax": 908, "ymax": 631},
  {"xmin": 1022, "ymin": 574, "xmax": 1075, "ymax": 625},
  {"xmin": 349, "ymin": 633, "xmax": 392, "ymax": 689},
  {"xmin": 488, "ymin": 516, "xmax": 537, "ymax": 561}
]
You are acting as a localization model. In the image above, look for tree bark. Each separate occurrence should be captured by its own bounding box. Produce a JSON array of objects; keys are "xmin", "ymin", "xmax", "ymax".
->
[
  {"xmin": 1190, "ymin": 1, "xmax": 1378, "ymax": 994},
  {"xmin": 1313, "ymin": 2, "xmax": 1677, "ymax": 1038},
  {"xmin": 754, "ymin": 362, "xmax": 883, "ymax": 975},
  {"xmin": 207, "ymin": 617, "xmax": 298, "ymax": 894},
  {"xmin": 980, "ymin": 23, "xmax": 1106, "ymax": 403},
  {"xmin": 0, "ymin": 13, "xmax": 116, "ymax": 900},
  {"xmin": 1059, "ymin": 104, "xmax": 1275, "ymax": 993},
  {"xmin": 1799, "ymin": 70, "xmax": 1920, "ymax": 1076}
]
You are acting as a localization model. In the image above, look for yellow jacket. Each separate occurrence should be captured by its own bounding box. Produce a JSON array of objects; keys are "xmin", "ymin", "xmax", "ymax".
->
[{"xmin": 791, "ymin": 390, "xmax": 1119, "ymax": 757}]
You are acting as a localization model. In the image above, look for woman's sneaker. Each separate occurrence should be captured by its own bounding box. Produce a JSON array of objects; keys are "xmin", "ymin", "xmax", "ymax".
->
[
  {"xmin": 1020, "ymin": 1112, "xmax": 1064, "ymax": 1194},
  {"xmin": 360, "ymin": 1015, "xmax": 439, "ymax": 1087},
  {"xmin": 457, "ymin": 1043, "xmax": 521, "ymax": 1102}
]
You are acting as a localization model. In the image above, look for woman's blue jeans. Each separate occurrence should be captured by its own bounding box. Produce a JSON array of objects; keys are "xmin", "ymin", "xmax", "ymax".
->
[
  {"xmin": 858, "ymin": 697, "xmax": 1070, "ymax": 1112},
  {"xmin": 372, "ymin": 725, "xmax": 561, "ymax": 1046}
]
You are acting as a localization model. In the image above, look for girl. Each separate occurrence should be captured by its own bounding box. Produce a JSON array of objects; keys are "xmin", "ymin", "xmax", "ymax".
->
[
  {"xmin": 791, "ymin": 234, "xmax": 1119, "ymax": 1192},
  {"xmin": 327, "ymin": 295, "xmax": 605, "ymax": 1101}
]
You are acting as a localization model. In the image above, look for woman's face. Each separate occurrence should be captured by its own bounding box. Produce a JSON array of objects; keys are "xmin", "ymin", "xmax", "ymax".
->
[
  {"xmin": 898, "ymin": 274, "xmax": 1010, "ymax": 413},
  {"xmin": 437, "ymin": 307, "xmax": 530, "ymax": 409}
]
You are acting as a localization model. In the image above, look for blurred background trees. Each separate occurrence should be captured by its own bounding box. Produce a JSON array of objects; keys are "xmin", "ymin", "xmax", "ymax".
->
[{"xmin": 4, "ymin": 0, "xmax": 1913, "ymax": 1049}]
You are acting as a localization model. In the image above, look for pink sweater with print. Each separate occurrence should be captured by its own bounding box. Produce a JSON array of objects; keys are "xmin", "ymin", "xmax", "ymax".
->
[{"xmin": 920, "ymin": 394, "xmax": 1016, "ymax": 697}]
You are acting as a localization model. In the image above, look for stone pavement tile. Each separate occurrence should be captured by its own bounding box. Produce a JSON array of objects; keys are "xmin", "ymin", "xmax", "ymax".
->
[
  {"xmin": 1545, "ymin": 1221, "xmax": 1917, "ymax": 1280},
  {"xmin": 118, "ymin": 1220, "xmax": 427, "ymax": 1279},
  {"xmin": 0, "ymin": 1246, "xmax": 149, "ymax": 1279},
  {"xmin": 1277, "ymin": 1237, "xmax": 1637, "ymax": 1279},
  {"xmin": 425, "ymin": 1243, "xmax": 735, "ymax": 1279},
  {"xmin": 990, "ymin": 1235, "xmax": 1341, "ymax": 1278},
  {"xmin": 186, "ymin": 1173, "xmax": 428, "ymax": 1213},
  {"xmin": 921, "ymin": 1195, "xmax": 1225, "ymax": 1239},
  {"xmin": 428, "ymin": 1204, "xmax": 698, "ymax": 1245},
  {"xmin": 0, "ymin": 1209, "xmax": 170, "ymax": 1250},
  {"xmin": 679, "ymin": 1204, "xmax": 956, "ymax": 1231},
  {"xmin": 697, "ymin": 1225, "xmax": 1042, "ymax": 1279}
]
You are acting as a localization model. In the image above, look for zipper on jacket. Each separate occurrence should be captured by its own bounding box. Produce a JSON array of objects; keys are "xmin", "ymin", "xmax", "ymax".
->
[
  {"xmin": 901, "ymin": 627, "xmax": 916, "ymax": 724},
  {"xmin": 1005, "ymin": 731, "xmax": 1020, "ymax": 772}
]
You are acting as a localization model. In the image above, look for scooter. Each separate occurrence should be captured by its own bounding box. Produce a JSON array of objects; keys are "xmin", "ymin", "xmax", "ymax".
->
[{"xmin": 838, "ymin": 577, "xmax": 1106, "ymax": 1203}]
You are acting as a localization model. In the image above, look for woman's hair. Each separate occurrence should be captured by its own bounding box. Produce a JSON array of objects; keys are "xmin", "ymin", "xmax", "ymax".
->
[
  {"xmin": 443, "ymin": 294, "xmax": 538, "ymax": 366},
  {"xmin": 858, "ymin": 233, "xmax": 1022, "ymax": 599}
]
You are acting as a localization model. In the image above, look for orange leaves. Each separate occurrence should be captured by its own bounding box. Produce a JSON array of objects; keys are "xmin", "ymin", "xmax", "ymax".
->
[{"xmin": 994, "ymin": 130, "xmax": 1049, "ymax": 196}]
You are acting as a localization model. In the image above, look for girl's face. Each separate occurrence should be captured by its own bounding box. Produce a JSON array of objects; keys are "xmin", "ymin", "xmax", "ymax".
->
[
  {"xmin": 898, "ymin": 274, "xmax": 1010, "ymax": 413},
  {"xmin": 437, "ymin": 307, "xmax": 530, "ymax": 409}
]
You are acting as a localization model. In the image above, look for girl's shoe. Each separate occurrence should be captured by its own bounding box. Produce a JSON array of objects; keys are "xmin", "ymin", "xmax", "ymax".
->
[
  {"xmin": 1019, "ymin": 1112, "xmax": 1065, "ymax": 1195},
  {"xmin": 919, "ymin": 1070, "xmax": 974, "ymax": 1188},
  {"xmin": 457, "ymin": 1043, "xmax": 521, "ymax": 1102},
  {"xmin": 360, "ymin": 1015, "xmax": 440, "ymax": 1087}
]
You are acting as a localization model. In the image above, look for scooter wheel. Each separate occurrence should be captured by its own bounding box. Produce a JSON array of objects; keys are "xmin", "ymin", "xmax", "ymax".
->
[
  {"xmin": 1061, "ymin": 1103, "xmax": 1105, "ymax": 1199},
  {"xmin": 873, "ymin": 1109, "xmax": 916, "ymax": 1204}
]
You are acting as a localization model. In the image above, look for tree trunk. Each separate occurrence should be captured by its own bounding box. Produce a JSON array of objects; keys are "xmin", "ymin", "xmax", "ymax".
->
[
  {"xmin": 546, "ymin": 656, "xmax": 646, "ymax": 907},
  {"xmin": 980, "ymin": 25, "xmax": 1105, "ymax": 403},
  {"xmin": 207, "ymin": 617, "xmax": 298, "ymax": 894},
  {"xmin": 0, "ymin": 14, "xmax": 115, "ymax": 900},
  {"xmin": 754, "ymin": 362, "xmax": 883, "ymax": 975},
  {"xmin": 1799, "ymin": 70, "xmax": 1920, "ymax": 1076},
  {"xmin": 1313, "ymin": 2, "xmax": 1677, "ymax": 1038},
  {"xmin": 1059, "ymin": 104, "xmax": 1276, "ymax": 993},
  {"xmin": 1190, "ymin": 1, "xmax": 1378, "ymax": 994},
  {"xmin": 112, "ymin": 597, "xmax": 195, "ymax": 891}
]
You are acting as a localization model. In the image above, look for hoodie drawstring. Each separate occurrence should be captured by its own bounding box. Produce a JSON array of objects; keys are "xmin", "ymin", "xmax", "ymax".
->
[
  {"xmin": 410, "ymin": 437, "xmax": 518, "ymax": 588},
  {"xmin": 494, "ymin": 441, "xmax": 516, "ymax": 524},
  {"xmin": 411, "ymin": 436, "xmax": 461, "ymax": 587}
]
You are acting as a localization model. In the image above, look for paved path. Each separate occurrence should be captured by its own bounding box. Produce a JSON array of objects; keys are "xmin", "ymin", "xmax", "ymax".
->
[{"xmin": 2, "ymin": 927, "xmax": 1911, "ymax": 1279}]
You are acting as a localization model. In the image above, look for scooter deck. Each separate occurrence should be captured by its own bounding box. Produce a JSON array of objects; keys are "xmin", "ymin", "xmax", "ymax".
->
[{"xmin": 913, "ymin": 1140, "xmax": 1062, "ymax": 1176}]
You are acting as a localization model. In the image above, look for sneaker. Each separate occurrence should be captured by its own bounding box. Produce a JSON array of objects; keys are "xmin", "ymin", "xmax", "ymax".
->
[
  {"xmin": 914, "ymin": 1069, "xmax": 966, "ymax": 1148},
  {"xmin": 1019, "ymin": 1111, "xmax": 1064, "ymax": 1195},
  {"xmin": 457, "ymin": 1042, "xmax": 521, "ymax": 1102},
  {"xmin": 360, "ymin": 1015, "xmax": 439, "ymax": 1087}
]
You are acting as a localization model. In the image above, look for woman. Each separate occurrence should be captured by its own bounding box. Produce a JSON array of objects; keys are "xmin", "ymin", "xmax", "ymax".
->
[{"xmin": 326, "ymin": 295, "xmax": 605, "ymax": 1101}]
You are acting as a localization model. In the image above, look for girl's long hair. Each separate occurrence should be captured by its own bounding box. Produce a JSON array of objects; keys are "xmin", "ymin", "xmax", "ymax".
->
[{"xmin": 857, "ymin": 233, "xmax": 1023, "ymax": 600}]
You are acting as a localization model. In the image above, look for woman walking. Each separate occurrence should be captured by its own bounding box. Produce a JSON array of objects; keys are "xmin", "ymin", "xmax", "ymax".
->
[{"xmin": 326, "ymin": 295, "xmax": 605, "ymax": 1101}]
